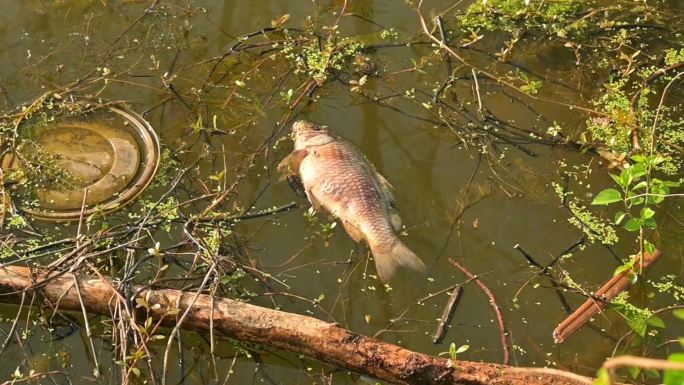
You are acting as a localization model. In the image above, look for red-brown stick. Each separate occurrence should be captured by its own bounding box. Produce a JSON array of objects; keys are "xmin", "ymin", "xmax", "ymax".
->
[
  {"xmin": 449, "ymin": 259, "xmax": 511, "ymax": 365},
  {"xmin": 553, "ymin": 250, "xmax": 661, "ymax": 343}
]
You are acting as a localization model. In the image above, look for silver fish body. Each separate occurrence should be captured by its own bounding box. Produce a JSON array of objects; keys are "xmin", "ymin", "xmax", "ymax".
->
[{"xmin": 278, "ymin": 120, "xmax": 425, "ymax": 282}]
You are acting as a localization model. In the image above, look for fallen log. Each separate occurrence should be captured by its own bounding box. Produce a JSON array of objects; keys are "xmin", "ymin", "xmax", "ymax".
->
[
  {"xmin": 0, "ymin": 265, "xmax": 592, "ymax": 385},
  {"xmin": 553, "ymin": 250, "xmax": 661, "ymax": 343}
]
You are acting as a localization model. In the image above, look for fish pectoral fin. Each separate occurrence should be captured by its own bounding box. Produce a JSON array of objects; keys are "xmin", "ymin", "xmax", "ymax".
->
[
  {"xmin": 341, "ymin": 220, "xmax": 365, "ymax": 243},
  {"xmin": 304, "ymin": 188, "xmax": 323, "ymax": 211},
  {"xmin": 374, "ymin": 171, "xmax": 402, "ymax": 231},
  {"xmin": 389, "ymin": 210, "xmax": 402, "ymax": 232},
  {"xmin": 374, "ymin": 171, "xmax": 396, "ymax": 206},
  {"xmin": 286, "ymin": 175, "xmax": 307, "ymax": 198},
  {"xmin": 277, "ymin": 149, "xmax": 309, "ymax": 180}
]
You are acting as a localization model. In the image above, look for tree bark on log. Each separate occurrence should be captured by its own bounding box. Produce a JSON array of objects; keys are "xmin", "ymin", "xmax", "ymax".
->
[{"xmin": 0, "ymin": 265, "xmax": 592, "ymax": 385}]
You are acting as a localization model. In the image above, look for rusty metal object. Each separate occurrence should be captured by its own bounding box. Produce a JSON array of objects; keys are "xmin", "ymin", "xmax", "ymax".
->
[{"xmin": 2, "ymin": 106, "xmax": 159, "ymax": 221}]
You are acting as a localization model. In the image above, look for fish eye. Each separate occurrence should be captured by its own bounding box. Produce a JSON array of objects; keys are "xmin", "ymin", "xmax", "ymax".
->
[{"xmin": 312, "ymin": 125, "xmax": 321, "ymax": 131}]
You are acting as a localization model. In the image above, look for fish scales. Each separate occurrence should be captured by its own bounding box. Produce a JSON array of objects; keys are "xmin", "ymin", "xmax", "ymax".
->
[{"xmin": 278, "ymin": 120, "xmax": 426, "ymax": 283}]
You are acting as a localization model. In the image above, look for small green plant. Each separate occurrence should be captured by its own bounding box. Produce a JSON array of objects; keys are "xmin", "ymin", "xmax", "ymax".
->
[
  {"xmin": 517, "ymin": 71, "xmax": 543, "ymax": 95},
  {"xmin": 142, "ymin": 197, "xmax": 180, "ymax": 231},
  {"xmin": 609, "ymin": 292, "xmax": 663, "ymax": 338},
  {"xmin": 591, "ymin": 154, "xmax": 680, "ymax": 270},
  {"xmin": 280, "ymin": 29, "xmax": 363, "ymax": 85},
  {"xmin": 552, "ymin": 176, "xmax": 620, "ymax": 245},
  {"xmin": 665, "ymin": 310, "xmax": 684, "ymax": 384},
  {"xmin": 593, "ymin": 308, "xmax": 684, "ymax": 385},
  {"xmin": 585, "ymin": 79, "xmax": 634, "ymax": 153},
  {"xmin": 458, "ymin": 0, "xmax": 587, "ymax": 39},
  {"xmin": 150, "ymin": 148, "xmax": 181, "ymax": 189},
  {"xmin": 303, "ymin": 207, "xmax": 337, "ymax": 244},
  {"xmin": 438, "ymin": 342, "xmax": 469, "ymax": 367}
]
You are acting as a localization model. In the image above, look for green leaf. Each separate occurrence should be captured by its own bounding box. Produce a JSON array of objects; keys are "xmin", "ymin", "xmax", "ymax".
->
[
  {"xmin": 642, "ymin": 217, "xmax": 657, "ymax": 229},
  {"xmin": 647, "ymin": 316, "xmax": 665, "ymax": 329},
  {"xmin": 627, "ymin": 271, "xmax": 638, "ymax": 284},
  {"xmin": 592, "ymin": 189, "xmax": 622, "ymax": 205},
  {"xmin": 610, "ymin": 173, "xmax": 625, "ymax": 188},
  {"xmin": 593, "ymin": 368, "xmax": 610, "ymax": 385},
  {"xmin": 644, "ymin": 368, "xmax": 660, "ymax": 379},
  {"xmin": 614, "ymin": 211, "xmax": 626, "ymax": 225},
  {"xmin": 624, "ymin": 218, "xmax": 641, "ymax": 232},
  {"xmin": 619, "ymin": 168, "xmax": 632, "ymax": 186},
  {"xmin": 448, "ymin": 342, "xmax": 457, "ymax": 359},
  {"xmin": 664, "ymin": 353, "xmax": 684, "ymax": 385},
  {"xmin": 648, "ymin": 195, "xmax": 665, "ymax": 205},
  {"xmin": 614, "ymin": 263, "xmax": 632, "ymax": 276},
  {"xmin": 673, "ymin": 309, "xmax": 684, "ymax": 320},
  {"xmin": 627, "ymin": 365, "xmax": 640, "ymax": 379},
  {"xmin": 625, "ymin": 191, "xmax": 646, "ymax": 206},
  {"xmin": 652, "ymin": 154, "xmax": 666, "ymax": 164},
  {"xmin": 627, "ymin": 317, "xmax": 647, "ymax": 337},
  {"xmin": 626, "ymin": 163, "xmax": 648, "ymax": 180},
  {"xmin": 640, "ymin": 207, "xmax": 655, "ymax": 220},
  {"xmin": 630, "ymin": 154, "xmax": 647, "ymax": 163},
  {"xmin": 631, "ymin": 181, "xmax": 648, "ymax": 190},
  {"xmin": 455, "ymin": 344, "xmax": 470, "ymax": 354},
  {"xmin": 644, "ymin": 241, "xmax": 656, "ymax": 255}
]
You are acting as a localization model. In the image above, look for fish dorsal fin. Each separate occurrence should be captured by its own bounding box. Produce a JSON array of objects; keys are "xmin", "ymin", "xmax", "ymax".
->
[{"xmin": 374, "ymin": 171, "xmax": 402, "ymax": 232}]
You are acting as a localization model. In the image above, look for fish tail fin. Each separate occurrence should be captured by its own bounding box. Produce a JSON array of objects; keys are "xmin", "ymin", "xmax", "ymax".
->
[{"xmin": 370, "ymin": 239, "xmax": 426, "ymax": 283}]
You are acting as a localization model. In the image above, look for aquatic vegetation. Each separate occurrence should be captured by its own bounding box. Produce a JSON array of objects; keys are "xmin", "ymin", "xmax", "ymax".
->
[
  {"xmin": 273, "ymin": 25, "xmax": 366, "ymax": 87},
  {"xmin": 0, "ymin": 1, "xmax": 683, "ymax": 384},
  {"xmin": 458, "ymin": 0, "xmax": 587, "ymax": 37}
]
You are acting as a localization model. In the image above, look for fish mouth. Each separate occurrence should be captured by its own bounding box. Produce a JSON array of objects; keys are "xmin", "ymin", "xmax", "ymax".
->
[
  {"xmin": 291, "ymin": 120, "xmax": 334, "ymax": 148},
  {"xmin": 292, "ymin": 120, "xmax": 323, "ymax": 136}
]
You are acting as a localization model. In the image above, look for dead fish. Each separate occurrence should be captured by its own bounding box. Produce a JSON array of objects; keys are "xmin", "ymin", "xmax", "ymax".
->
[{"xmin": 278, "ymin": 120, "xmax": 426, "ymax": 283}]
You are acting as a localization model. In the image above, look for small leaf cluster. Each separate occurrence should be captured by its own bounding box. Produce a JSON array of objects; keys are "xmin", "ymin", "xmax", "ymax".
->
[
  {"xmin": 592, "ymin": 155, "xmax": 680, "ymax": 238},
  {"xmin": 283, "ymin": 32, "xmax": 363, "ymax": 85},
  {"xmin": 438, "ymin": 342, "xmax": 469, "ymax": 368},
  {"xmin": 458, "ymin": 0, "xmax": 586, "ymax": 38},
  {"xmin": 585, "ymin": 79, "xmax": 634, "ymax": 153}
]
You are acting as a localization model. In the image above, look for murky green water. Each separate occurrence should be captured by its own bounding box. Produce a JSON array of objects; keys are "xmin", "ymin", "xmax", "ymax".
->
[{"xmin": 1, "ymin": 1, "xmax": 683, "ymax": 384}]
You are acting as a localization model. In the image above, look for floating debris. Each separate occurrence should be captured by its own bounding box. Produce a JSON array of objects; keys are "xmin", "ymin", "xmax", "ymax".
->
[{"xmin": 1, "ymin": 101, "xmax": 159, "ymax": 220}]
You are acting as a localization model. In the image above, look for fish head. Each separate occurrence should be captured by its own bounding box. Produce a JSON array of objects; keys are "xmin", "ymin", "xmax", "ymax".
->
[{"xmin": 291, "ymin": 120, "xmax": 335, "ymax": 149}]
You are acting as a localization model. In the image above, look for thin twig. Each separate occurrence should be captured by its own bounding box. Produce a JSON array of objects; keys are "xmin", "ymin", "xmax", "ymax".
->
[
  {"xmin": 471, "ymin": 69, "xmax": 483, "ymax": 117},
  {"xmin": 416, "ymin": 1, "xmax": 608, "ymax": 117},
  {"xmin": 76, "ymin": 188, "xmax": 89, "ymax": 248},
  {"xmin": 0, "ymin": 291, "xmax": 25, "ymax": 355},
  {"xmin": 194, "ymin": 201, "xmax": 298, "ymax": 223},
  {"xmin": 513, "ymin": 244, "xmax": 572, "ymax": 313},
  {"xmin": 450, "ymin": 259, "xmax": 511, "ymax": 365},
  {"xmin": 161, "ymin": 263, "xmax": 216, "ymax": 385},
  {"xmin": 73, "ymin": 274, "xmax": 101, "ymax": 377}
]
